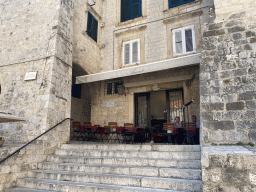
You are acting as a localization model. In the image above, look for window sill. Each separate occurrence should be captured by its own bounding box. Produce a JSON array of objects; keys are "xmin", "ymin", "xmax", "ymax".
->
[
  {"xmin": 173, "ymin": 51, "xmax": 197, "ymax": 58},
  {"xmin": 116, "ymin": 16, "xmax": 147, "ymax": 28},
  {"xmin": 82, "ymin": 31, "xmax": 101, "ymax": 49},
  {"xmin": 121, "ymin": 62, "xmax": 147, "ymax": 69}
]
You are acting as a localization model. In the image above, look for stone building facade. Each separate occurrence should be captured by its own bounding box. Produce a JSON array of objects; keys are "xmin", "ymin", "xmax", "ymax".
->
[{"xmin": 0, "ymin": 0, "xmax": 256, "ymax": 191}]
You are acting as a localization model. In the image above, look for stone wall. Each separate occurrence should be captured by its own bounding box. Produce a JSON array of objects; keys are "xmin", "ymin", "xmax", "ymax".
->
[
  {"xmin": 0, "ymin": 143, "xmax": 57, "ymax": 191},
  {"xmin": 73, "ymin": 0, "xmax": 102, "ymax": 74},
  {"xmin": 0, "ymin": 0, "xmax": 74, "ymax": 144},
  {"xmin": 202, "ymin": 146, "xmax": 256, "ymax": 191},
  {"xmin": 200, "ymin": 0, "xmax": 256, "ymax": 146},
  {"xmin": 201, "ymin": 0, "xmax": 256, "ymax": 191}
]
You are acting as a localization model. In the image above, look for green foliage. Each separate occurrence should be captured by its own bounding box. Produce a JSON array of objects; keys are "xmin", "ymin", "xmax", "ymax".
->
[{"xmin": 0, "ymin": 137, "xmax": 3, "ymax": 140}]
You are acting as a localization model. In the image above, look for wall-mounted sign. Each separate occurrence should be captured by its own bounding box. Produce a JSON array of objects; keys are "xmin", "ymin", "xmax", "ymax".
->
[{"xmin": 24, "ymin": 72, "xmax": 37, "ymax": 81}]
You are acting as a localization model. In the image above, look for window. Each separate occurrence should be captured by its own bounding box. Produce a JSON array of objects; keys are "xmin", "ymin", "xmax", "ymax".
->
[
  {"xmin": 105, "ymin": 79, "xmax": 122, "ymax": 96},
  {"xmin": 87, "ymin": 12, "xmax": 98, "ymax": 42},
  {"xmin": 121, "ymin": 0, "xmax": 142, "ymax": 22},
  {"xmin": 169, "ymin": 0, "xmax": 195, "ymax": 8},
  {"xmin": 122, "ymin": 39, "xmax": 140, "ymax": 65},
  {"xmin": 172, "ymin": 25, "xmax": 195, "ymax": 56},
  {"xmin": 72, "ymin": 84, "xmax": 82, "ymax": 99}
]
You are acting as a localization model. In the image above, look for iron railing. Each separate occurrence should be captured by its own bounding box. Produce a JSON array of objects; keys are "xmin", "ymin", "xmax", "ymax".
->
[{"xmin": 0, "ymin": 118, "xmax": 72, "ymax": 164}]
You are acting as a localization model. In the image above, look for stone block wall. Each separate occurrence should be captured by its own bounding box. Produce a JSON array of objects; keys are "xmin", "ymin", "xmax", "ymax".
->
[
  {"xmin": 73, "ymin": 0, "xmax": 102, "ymax": 74},
  {"xmin": 200, "ymin": 0, "xmax": 256, "ymax": 145},
  {"xmin": 202, "ymin": 146, "xmax": 256, "ymax": 191},
  {"xmin": 0, "ymin": 143, "xmax": 54, "ymax": 191},
  {"xmin": 0, "ymin": 0, "xmax": 74, "ymax": 144}
]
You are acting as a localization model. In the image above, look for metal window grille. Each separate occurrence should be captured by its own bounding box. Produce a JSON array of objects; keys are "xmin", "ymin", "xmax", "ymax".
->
[{"xmin": 105, "ymin": 79, "xmax": 122, "ymax": 96}]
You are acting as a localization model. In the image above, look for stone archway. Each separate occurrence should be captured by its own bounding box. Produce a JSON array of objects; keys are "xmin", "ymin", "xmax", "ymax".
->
[{"xmin": 70, "ymin": 63, "xmax": 91, "ymax": 140}]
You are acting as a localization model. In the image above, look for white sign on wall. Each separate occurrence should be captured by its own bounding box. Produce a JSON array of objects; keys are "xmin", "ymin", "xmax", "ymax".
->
[{"xmin": 24, "ymin": 72, "xmax": 37, "ymax": 81}]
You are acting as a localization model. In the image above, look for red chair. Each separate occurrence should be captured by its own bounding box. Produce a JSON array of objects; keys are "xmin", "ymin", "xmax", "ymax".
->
[
  {"xmin": 122, "ymin": 123, "xmax": 137, "ymax": 143},
  {"xmin": 134, "ymin": 127, "xmax": 146, "ymax": 143},
  {"xmin": 72, "ymin": 122, "xmax": 83, "ymax": 140}
]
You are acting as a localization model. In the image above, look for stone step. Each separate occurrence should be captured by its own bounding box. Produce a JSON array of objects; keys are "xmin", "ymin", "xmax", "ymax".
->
[
  {"xmin": 18, "ymin": 178, "xmax": 199, "ymax": 192},
  {"xmin": 27, "ymin": 169, "xmax": 202, "ymax": 190},
  {"xmin": 61, "ymin": 143, "xmax": 201, "ymax": 152},
  {"xmin": 55, "ymin": 149, "xmax": 201, "ymax": 160},
  {"xmin": 38, "ymin": 162, "xmax": 202, "ymax": 180},
  {"xmin": 5, "ymin": 188, "xmax": 58, "ymax": 192},
  {"xmin": 47, "ymin": 155, "xmax": 201, "ymax": 169}
]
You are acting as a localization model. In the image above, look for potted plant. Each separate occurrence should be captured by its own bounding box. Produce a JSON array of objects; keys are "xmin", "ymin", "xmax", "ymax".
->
[{"xmin": 0, "ymin": 137, "xmax": 4, "ymax": 147}]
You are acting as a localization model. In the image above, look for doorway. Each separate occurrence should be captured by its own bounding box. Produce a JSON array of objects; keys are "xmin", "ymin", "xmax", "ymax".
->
[{"xmin": 135, "ymin": 89, "xmax": 184, "ymax": 132}]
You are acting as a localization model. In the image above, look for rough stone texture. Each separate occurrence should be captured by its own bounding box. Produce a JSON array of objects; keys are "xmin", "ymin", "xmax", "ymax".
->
[
  {"xmin": 202, "ymin": 146, "xmax": 256, "ymax": 192},
  {"xmin": 200, "ymin": 0, "xmax": 256, "ymax": 145},
  {"xmin": 201, "ymin": 0, "xmax": 256, "ymax": 191},
  {"xmin": 0, "ymin": 0, "xmax": 73, "ymax": 144},
  {"xmin": 0, "ymin": 143, "xmax": 54, "ymax": 191}
]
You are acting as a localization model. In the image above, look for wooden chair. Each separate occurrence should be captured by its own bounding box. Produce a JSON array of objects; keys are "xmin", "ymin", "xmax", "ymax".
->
[
  {"xmin": 184, "ymin": 123, "xmax": 196, "ymax": 144},
  {"xmin": 162, "ymin": 123, "xmax": 176, "ymax": 144},
  {"xmin": 108, "ymin": 122, "xmax": 121, "ymax": 143}
]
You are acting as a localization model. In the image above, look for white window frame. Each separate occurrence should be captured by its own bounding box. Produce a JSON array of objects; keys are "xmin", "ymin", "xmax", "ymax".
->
[
  {"xmin": 172, "ymin": 25, "xmax": 196, "ymax": 56},
  {"xmin": 122, "ymin": 39, "xmax": 140, "ymax": 65}
]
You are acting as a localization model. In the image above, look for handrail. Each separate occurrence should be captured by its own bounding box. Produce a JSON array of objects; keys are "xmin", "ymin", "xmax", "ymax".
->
[{"xmin": 0, "ymin": 118, "xmax": 72, "ymax": 164}]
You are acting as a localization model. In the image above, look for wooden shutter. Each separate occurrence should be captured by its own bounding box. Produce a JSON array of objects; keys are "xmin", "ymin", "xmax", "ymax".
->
[
  {"xmin": 175, "ymin": 30, "xmax": 183, "ymax": 54},
  {"xmin": 169, "ymin": 0, "xmax": 195, "ymax": 8},
  {"xmin": 185, "ymin": 29, "xmax": 193, "ymax": 52},
  {"xmin": 124, "ymin": 43, "xmax": 130, "ymax": 64},
  {"xmin": 169, "ymin": 0, "xmax": 182, "ymax": 8},
  {"xmin": 132, "ymin": 41, "xmax": 138, "ymax": 63},
  {"xmin": 131, "ymin": 0, "xmax": 141, "ymax": 19},
  {"xmin": 87, "ymin": 12, "xmax": 98, "ymax": 42},
  {"xmin": 87, "ymin": 12, "xmax": 93, "ymax": 33},
  {"xmin": 121, "ymin": 0, "xmax": 131, "ymax": 22}
]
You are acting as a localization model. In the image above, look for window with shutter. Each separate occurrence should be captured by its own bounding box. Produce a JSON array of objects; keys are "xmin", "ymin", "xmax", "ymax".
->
[
  {"xmin": 173, "ymin": 26, "xmax": 195, "ymax": 56},
  {"xmin": 169, "ymin": 0, "xmax": 195, "ymax": 8},
  {"xmin": 175, "ymin": 31, "xmax": 183, "ymax": 54},
  {"xmin": 122, "ymin": 39, "xmax": 140, "ymax": 65},
  {"xmin": 87, "ymin": 12, "xmax": 98, "ymax": 42},
  {"xmin": 132, "ymin": 41, "xmax": 138, "ymax": 63},
  {"xmin": 121, "ymin": 0, "xmax": 142, "ymax": 22},
  {"xmin": 124, "ymin": 43, "xmax": 130, "ymax": 64}
]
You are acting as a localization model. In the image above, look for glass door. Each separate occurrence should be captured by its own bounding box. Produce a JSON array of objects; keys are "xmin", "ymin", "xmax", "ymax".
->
[{"xmin": 135, "ymin": 92, "xmax": 150, "ymax": 128}]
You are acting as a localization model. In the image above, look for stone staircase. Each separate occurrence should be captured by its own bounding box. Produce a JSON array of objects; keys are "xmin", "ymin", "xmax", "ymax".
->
[{"xmin": 6, "ymin": 143, "xmax": 202, "ymax": 192}]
